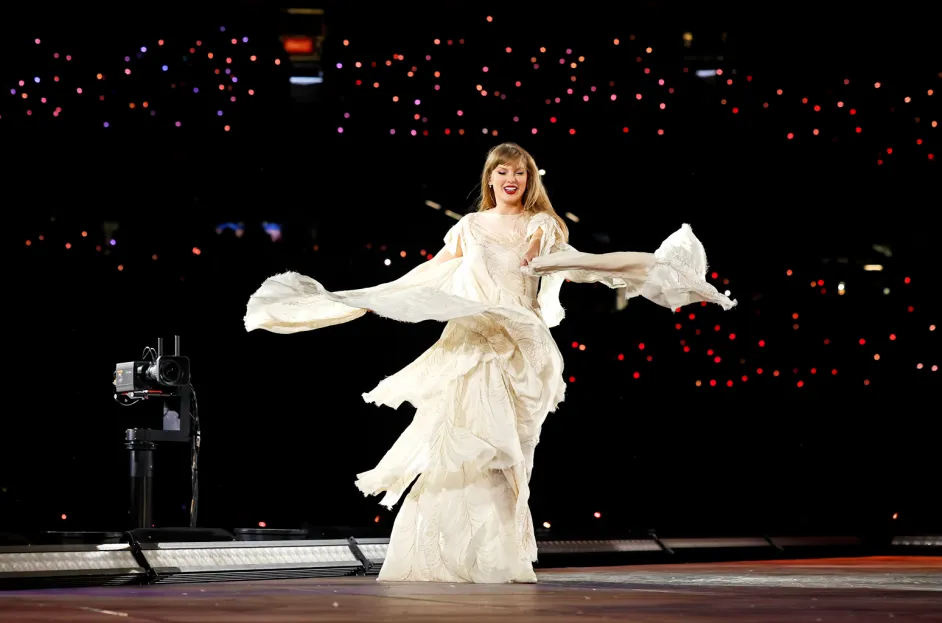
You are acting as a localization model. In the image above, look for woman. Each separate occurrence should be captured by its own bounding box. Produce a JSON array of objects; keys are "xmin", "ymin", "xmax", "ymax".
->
[{"xmin": 244, "ymin": 143, "xmax": 735, "ymax": 583}]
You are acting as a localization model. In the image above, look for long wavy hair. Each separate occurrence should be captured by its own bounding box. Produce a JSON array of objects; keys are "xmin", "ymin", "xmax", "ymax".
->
[{"xmin": 476, "ymin": 143, "xmax": 569, "ymax": 242}]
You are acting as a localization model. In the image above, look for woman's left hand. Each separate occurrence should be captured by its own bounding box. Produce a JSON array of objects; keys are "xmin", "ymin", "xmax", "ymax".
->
[{"xmin": 520, "ymin": 250, "xmax": 538, "ymax": 266}]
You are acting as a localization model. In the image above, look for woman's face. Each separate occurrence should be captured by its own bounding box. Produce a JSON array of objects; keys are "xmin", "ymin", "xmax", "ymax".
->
[{"xmin": 489, "ymin": 160, "xmax": 527, "ymax": 205}]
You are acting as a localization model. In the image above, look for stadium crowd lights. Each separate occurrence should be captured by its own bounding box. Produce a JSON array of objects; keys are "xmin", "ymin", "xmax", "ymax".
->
[
  {"xmin": 4, "ymin": 27, "xmax": 260, "ymax": 132},
  {"xmin": 328, "ymin": 22, "xmax": 935, "ymax": 168}
]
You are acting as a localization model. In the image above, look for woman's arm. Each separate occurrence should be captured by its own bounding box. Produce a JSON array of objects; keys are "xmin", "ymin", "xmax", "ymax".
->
[
  {"xmin": 521, "ymin": 228, "xmax": 543, "ymax": 266},
  {"xmin": 429, "ymin": 233, "xmax": 463, "ymax": 265}
]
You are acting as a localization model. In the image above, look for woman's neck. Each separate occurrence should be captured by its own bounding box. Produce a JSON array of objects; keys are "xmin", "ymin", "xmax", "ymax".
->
[{"xmin": 493, "ymin": 201, "xmax": 524, "ymax": 216}]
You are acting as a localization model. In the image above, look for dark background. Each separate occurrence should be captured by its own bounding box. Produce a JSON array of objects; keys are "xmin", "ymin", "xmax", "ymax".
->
[{"xmin": 1, "ymin": 2, "xmax": 938, "ymax": 540}]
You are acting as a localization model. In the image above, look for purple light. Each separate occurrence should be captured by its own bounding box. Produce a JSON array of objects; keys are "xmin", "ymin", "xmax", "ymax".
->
[
  {"xmin": 390, "ymin": 129, "xmax": 396, "ymax": 135},
  {"xmin": 150, "ymin": 110, "xmax": 156, "ymax": 116},
  {"xmin": 425, "ymin": 55, "xmax": 432, "ymax": 61},
  {"xmin": 175, "ymin": 121, "xmax": 182, "ymax": 127},
  {"xmin": 343, "ymin": 112, "xmax": 350, "ymax": 118},
  {"xmin": 231, "ymin": 77, "xmax": 238, "ymax": 83},
  {"xmin": 161, "ymin": 65, "xmax": 168, "ymax": 71},
  {"xmin": 9, "ymin": 89, "xmax": 14, "ymax": 95},
  {"xmin": 193, "ymin": 87, "xmax": 199, "ymax": 93},
  {"xmin": 217, "ymin": 110, "xmax": 223, "ymax": 116},
  {"xmin": 414, "ymin": 99, "xmax": 421, "ymax": 105},
  {"xmin": 141, "ymin": 46, "xmax": 147, "ymax": 53},
  {"xmin": 103, "ymin": 121, "xmax": 110, "ymax": 128},
  {"xmin": 338, "ymin": 127, "xmax": 344, "ymax": 133},
  {"xmin": 242, "ymin": 37, "xmax": 248, "ymax": 43},
  {"xmin": 410, "ymin": 129, "xmax": 417, "ymax": 136},
  {"xmin": 124, "ymin": 56, "xmax": 130, "ymax": 62},
  {"xmin": 109, "ymin": 239, "xmax": 116, "ymax": 246},
  {"xmin": 220, "ymin": 26, "xmax": 226, "ymax": 32},
  {"xmin": 336, "ymin": 63, "xmax": 342, "ymax": 69},
  {"xmin": 225, "ymin": 68, "xmax": 232, "ymax": 75},
  {"xmin": 34, "ymin": 77, "xmax": 40, "ymax": 83}
]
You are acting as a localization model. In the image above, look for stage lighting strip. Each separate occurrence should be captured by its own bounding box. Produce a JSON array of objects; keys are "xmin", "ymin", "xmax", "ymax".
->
[
  {"xmin": 0, "ymin": 544, "xmax": 144, "ymax": 576},
  {"xmin": 142, "ymin": 540, "xmax": 359, "ymax": 572},
  {"xmin": 537, "ymin": 539, "xmax": 663, "ymax": 554},
  {"xmin": 893, "ymin": 536, "xmax": 941, "ymax": 547},
  {"xmin": 354, "ymin": 542, "xmax": 389, "ymax": 563}
]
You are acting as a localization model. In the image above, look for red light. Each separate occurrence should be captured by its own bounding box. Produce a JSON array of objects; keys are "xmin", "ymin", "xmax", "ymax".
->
[
  {"xmin": 549, "ymin": 116, "xmax": 557, "ymax": 123},
  {"xmin": 283, "ymin": 37, "xmax": 314, "ymax": 55},
  {"xmin": 758, "ymin": 340, "xmax": 766, "ymax": 347},
  {"xmin": 797, "ymin": 380, "xmax": 804, "ymax": 388},
  {"xmin": 729, "ymin": 333, "xmax": 736, "ymax": 340},
  {"xmin": 192, "ymin": 247, "xmax": 201, "ymax": 255},
  {"xmin": 571, "ymin": 341, "xmax": 579, "ymax": 348},
  {"xmin": 810, "ymin": 368, "xmax": 817, "ymax": 375},
  {"xmin": 787, "ymin": 133, "xmax": 794, "ymax": 139},
  {"xmin": 374, "ymin": 515, "xmax": 381, "ymax": 523},
  {"xmin": 817, "ymin": 279, "xmax": 825, "ymax": 286},
  {"xmin": 617, "ymin": 353, "xmax": 625, "ymax": 360},
  {"xmin": 714, "ymin": 356, "xmax": 721, "ymax": 363},
  {"xmin": 714, "ymin": 324, "xmax": 721, "ymax": 332},
  {"xmin": 859, "ymin": 338, "xmax": 866, "ymax": 345},
  {"xmin": 890, "ymin": 334, "xmax": 897, "ymax": 341},
  {"xmin": 61, "ymin": 514, "xmax": 67, "ymax": 520},
  {"xmin": 707, "ymin": 349, "xmax": 714, "ymax": 356},
  {"xmin": 688, "ymin": 313, "xmax": 696, "ymax": 320},
  {"xmin": 258, "ymin": 521, "xmax": 267, "ymax": 528},
  {"xmin": 726, "ymin": 380, "xmax": 733, "ymax": 387},
  {"xmin": 638, "ymin": 343, "xmax": 645, "ymax": 350},
  {"xmin": 856, "ymin": 127, "xmax": 862, "ymax": 133},
  {"xmin": 633, "ymin": 372, "xmax": 640, "ymax": 379},
  {"xmin": 675, "ymin": 323, "xmax": 682, "ymax": 330},
  {"xmin": 569, "ymin": 128, "xmax": 576, "ymax": 135},
  {"xmin": 887, "ymin": 147, "xmax": 893, "ymax": 154},
  {"xmin": 711, "ymin": 271, "xmax": 718, "ymax": 279},
  {"xmin": 824, "ymin": 338, "xmax": 830, "ymax": 345},
  {"xmin": 709, "ymin": 380, "xmax": 717, "ymax": 386},
  {"xmin": 683, "ymin": 346, "xmax": 690, "ymax": 352},
  {"xmin": 568, "ymin": 376, "xmax": 576, "ymax": 382},
  {"xmin": 908, "ymin": 306, "xmax": 914, "ymax": 312},
  {"xmin": 732, "ymin": 107, "xmax": 739, "ymax": 114},
  {"xmin": 622, "ymin": 126, "xmax": 630, "ymax": 133},
  {"xmin": 850, "ymin": 109, "xmax": 857, "ymax": 115},
  {"xmin": 832, "ymin": 369, "xmax": 838, "ymax": 375},
  {"xmin": 757, "ymin": 368, "xmax": 764, "ymax": 374},
  {"xmin": 904, "ymin": 277, "xmax": 911, "ymax": 284},
  {"xmin": 741, "ymin": 375, "xmax": 748, "ymax": 382}
]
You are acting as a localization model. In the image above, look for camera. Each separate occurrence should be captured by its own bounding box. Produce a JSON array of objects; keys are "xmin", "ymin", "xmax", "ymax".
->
[{"xmin": 115, "ymin": 336, "xmax": 190, "ymax": 394}]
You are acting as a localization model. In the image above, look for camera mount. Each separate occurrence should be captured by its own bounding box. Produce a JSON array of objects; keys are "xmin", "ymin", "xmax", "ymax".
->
[{"xmin": 115, "ymin": 336, "xmax": 199, "ymax": 530}]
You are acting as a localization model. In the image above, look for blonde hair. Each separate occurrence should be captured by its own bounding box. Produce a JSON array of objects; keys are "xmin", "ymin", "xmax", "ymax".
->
[{"xmin": 476, "ymin": 142, "xmax": 569, "ymax": 242}]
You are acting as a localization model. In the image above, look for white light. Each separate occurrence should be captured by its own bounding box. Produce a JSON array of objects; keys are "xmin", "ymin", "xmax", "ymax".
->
[
  {"xmin": 543, "ymin": 521, "xmax": 551, "ymax": 528},
  {"xmin": 538, "ymin": 168, "xmax": 546, "ymax": 176},
  {"xmin": 289, "ymin": 76, "xmax": 323, "ymax": 85},
  {"xmin": 724, "ymin": 290, "xmax": 731, "ymax": 296},
  {"xmin": 444, "ymin": 209, "xmax": 462, "ymax": 220},
  {"xmin": 384, "ymin": 259, "xmax": 391, "ymax": 266},
  {"xmin": 696, "ymin": 69, "xmax": 717, "ymax": 78},
  {"xmin": 564, "ymin": 211, "xmax": 580, "ymax": 222},
  {"xmin": 883, "ymin": 287, "xmax": 891, "ymax": 295},
  {"xmin": 838, "ymin": 282, "xmax": 846, "ymax": 291},
  {"xmin": 863, "ymin": 264, "xmax": 884, "ymax": 272},
  {"xmin": 425, "ymin": 199, "xmax": 442, "ymax": 210}
]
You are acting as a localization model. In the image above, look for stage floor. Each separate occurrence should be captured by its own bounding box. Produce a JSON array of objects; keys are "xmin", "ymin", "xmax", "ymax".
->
[{"xmin": 1, "ymin": 556, "xmax": 939, "ymax": 622}]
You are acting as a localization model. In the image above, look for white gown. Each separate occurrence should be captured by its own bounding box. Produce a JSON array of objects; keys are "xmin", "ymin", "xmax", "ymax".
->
[{"xmin": 244, "ymin": 211, "xmax": 735, "ymax": 583}]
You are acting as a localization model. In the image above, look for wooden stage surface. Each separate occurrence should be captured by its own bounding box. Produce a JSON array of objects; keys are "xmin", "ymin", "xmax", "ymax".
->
[{"xmin": 1, "ymin": 556, "xmax": 939, "ymax": 622}]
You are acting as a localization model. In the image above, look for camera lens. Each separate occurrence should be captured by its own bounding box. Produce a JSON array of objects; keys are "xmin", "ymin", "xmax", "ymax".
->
[{"xmin": 161, "ymin": 360, "xmax": 181, "ymax": 384}]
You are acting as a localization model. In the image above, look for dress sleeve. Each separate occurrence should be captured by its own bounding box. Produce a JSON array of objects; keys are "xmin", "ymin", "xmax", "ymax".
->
[
  {"xmin": 523, "ymin": 223, "xmax": 737, "ymax": 313},
  {"xmin": 526, "ymin": 213, "xmax": 627, "ymax": 328},
  {"xmin": 443, "ymin": 217, "xmax": 465, "ymax": 255}
]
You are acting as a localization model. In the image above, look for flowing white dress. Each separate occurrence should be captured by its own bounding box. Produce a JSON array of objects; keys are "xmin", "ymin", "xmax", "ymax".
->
[{"xmin": 244, "ymin": 211, "xmax": 735, "ymax": 583}]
